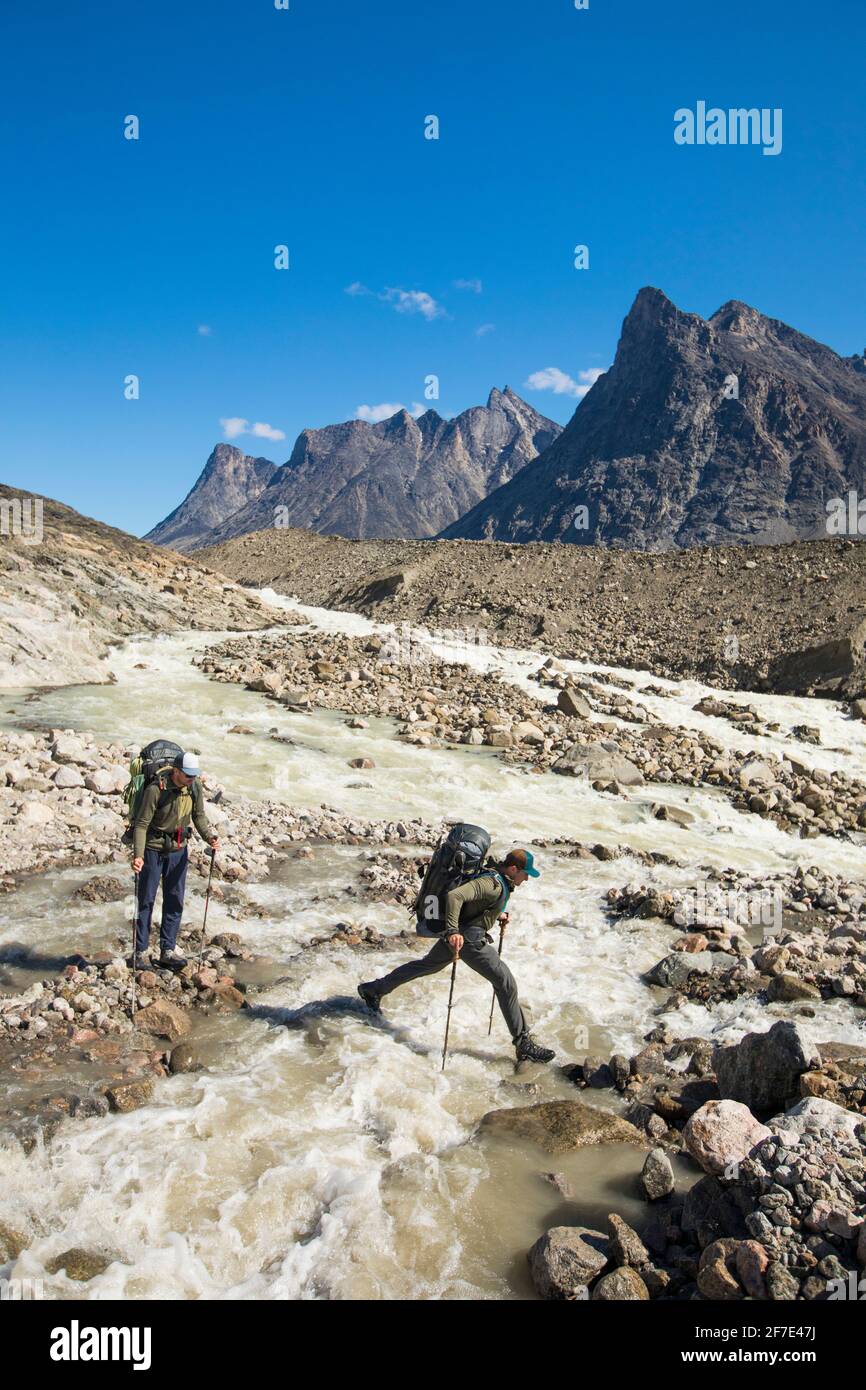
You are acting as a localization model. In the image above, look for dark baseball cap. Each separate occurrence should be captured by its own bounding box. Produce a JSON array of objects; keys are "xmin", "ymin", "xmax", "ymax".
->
[{"xmin": 505, "ymin": 848, "xmax": 540, "ymax": 878}]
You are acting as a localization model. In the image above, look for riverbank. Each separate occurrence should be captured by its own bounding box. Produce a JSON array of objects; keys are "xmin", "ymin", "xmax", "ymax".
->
[
  {"xmin": 0, "ymin": 483, "xmax": 277, "ymax": 688},
  {"xmin": 197, "ymin": 526, "xmax": 866, "ymax": 698}
]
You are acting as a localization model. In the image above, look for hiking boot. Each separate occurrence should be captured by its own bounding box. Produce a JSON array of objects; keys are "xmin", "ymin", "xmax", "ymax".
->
[
  {"xmin": 357, "ymin": 983, "xmax": 382, "ymax": 1015},
  {"xmin": 127, "ymin": 950, "xmax": 151, "ymax": 970},
  {"xmin": 157, "ymin": 949, "xmax": 188, "ymax": 971},
  {"xmin": 515, "ymin": 1032, "xmax": 555, "ymax": 1064}
]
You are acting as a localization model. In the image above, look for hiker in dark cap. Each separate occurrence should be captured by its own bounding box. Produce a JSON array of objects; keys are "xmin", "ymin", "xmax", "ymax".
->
[
  {"xmin": 131, "ymin": 751, "xmax": 219, "ymax": 970},
  {"xmin": 359, "ymin": 847, "xmax": 555, "ymax": 1063}
]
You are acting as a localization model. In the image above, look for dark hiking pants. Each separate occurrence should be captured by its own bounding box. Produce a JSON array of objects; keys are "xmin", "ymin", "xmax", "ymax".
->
[
  {"xmin": 135, "ymin": 846, "xmax": 188, "ymax": 954},
  {"xmin": 368, "ymin": 928, "xmax": 527, "ymax": 1041}
]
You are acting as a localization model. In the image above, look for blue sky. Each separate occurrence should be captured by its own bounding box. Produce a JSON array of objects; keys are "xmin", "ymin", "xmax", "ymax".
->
[{"xmin": 2, "ymin": 0, "xmax": 864, "ymax": 535}]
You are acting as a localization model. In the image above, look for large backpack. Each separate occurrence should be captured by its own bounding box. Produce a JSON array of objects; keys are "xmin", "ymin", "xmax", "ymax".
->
[
  {"xmin": 120, "ymin": 739, "xmax": 184, "ymax": 846},
  {"xmin": 414, "ymin": 823, "xmax": 508, "ymax": 933}
]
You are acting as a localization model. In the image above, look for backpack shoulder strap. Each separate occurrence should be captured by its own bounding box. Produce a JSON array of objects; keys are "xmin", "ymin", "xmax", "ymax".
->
[{"xmin": 486, "ymin": 870, "xmax": 511, "ymax": 909}]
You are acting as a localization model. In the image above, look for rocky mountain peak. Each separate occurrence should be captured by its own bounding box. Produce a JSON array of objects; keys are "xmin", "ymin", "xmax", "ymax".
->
[
  {"xmin": 442, "ymin": 287, "xmax": 866, "ymax": 551},
  {"xmin": 145, "ymin": 445, "xmax": 278, "ymax": 553},
  {"xmin": 710, "ymin": 299, "xmax": 764, "ymax": 333}
]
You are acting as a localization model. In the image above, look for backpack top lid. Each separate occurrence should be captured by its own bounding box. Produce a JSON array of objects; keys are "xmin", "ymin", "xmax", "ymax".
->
[
  {"xmin": 443, "ymin": 822, "xmax": 491, "ymax": 866},
  {"xmin": 140, "ymin": 739, "xmax": 184, "ymax": 772}
]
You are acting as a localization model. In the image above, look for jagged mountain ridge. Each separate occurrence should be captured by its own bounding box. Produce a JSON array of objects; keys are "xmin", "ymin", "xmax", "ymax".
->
[
  {"xmin": 146, "ymin": 390, "xmax": 560, "ymax": 550},
  {"xmin": 194, "ymin": 388, "xmax": 560, "ymax": 545},
  {"xmin": 440, "ymin": 288, "xmax": 866, "ymax": 549}
]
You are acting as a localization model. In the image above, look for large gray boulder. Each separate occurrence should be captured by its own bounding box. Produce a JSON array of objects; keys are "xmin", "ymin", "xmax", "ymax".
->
[
  {"xmin": 768, "ymin": 1096, "xmax": 865, "ymax": 1145},
  {"xmin": 645, "ymin": 950, "xmax": 736, "ymax": 989},
  {"xmin": 527, "ymin": 1226, "xmax": 608, "ymax": 1299},
  {"xmin": 641, "ymin": 1147, "xmax": 675, "ymax": 1201},
  {"xmin": 592, "ymin": 1267, "xmax": 649, "ymax": 1300},
  {"xmin": 552, "ymin": 740, "xmax": 644, "ymax": 787},
  {"xmin": 717, "ymin": 1017, "xmax": 822, "ymax": 1112},
  {"xmin": 478, "ymin": 1100, "xmax": 645, "ymax": 1154},
  {"xmin": 557, "ymin": 689, "xmax": 592, "ymax": 719},
  {"xmin": 714, "ymin": 1021, "xmax": 821, "ymax": 1116}
]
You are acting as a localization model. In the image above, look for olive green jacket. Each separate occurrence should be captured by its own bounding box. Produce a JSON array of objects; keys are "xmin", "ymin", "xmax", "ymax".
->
[
  {"xmin": 444, "ymin": 872, "xmax": 509, "ymax": 937},
  {"xmin": 133, "ymin": 777, "xmax": 213, "ymax": 859}
]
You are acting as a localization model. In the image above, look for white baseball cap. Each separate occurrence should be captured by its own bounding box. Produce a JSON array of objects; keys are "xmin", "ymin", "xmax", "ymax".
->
[{"xmin": 175, "ymin": 752, "xmax": 201, "ymax": 778}]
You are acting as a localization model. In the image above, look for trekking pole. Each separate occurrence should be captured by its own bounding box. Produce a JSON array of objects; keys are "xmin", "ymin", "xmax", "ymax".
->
[
  {"xmin": 486, "ymin": 919, "xmax": 507, "ymax": 1036},
  {"xmin": 441, "ymin": 940, "xmax": 461, "ymax": 1072},
  {"xmin": 131, "ymin": 869, "xmax": 139, "ymax": 1021},
  {"xmin": 198, "ymin": 848, "xmax": 216, "ymax": 964}
]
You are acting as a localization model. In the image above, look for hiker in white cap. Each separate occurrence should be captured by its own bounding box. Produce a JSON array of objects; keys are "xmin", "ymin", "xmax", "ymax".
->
[{"xmin": 130, "ymin": 749, "xmax": 219, "ymax": 969}]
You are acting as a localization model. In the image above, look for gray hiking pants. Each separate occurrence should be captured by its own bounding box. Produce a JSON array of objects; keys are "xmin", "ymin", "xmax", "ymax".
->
[{"xmin": 369, "ymin": 929, "xmax": 527, "ymax": 1042}]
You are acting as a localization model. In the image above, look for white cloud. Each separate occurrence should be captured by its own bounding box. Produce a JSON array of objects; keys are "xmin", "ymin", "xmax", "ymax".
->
[
  {"xmin": 475, "ymin": 323, "xmax": 496, "ymax": 337},
  {"xmin": 355, "ymin": 402, "xmax": 425, "ymax": 423},
  {"xmin": 251, "ymin": 421, "xmax": 286, "ymax": 441},
  {"xmin": 220, "ymin": 417, "xmax": 249, "ymax": 439},
  {"xmin": 453, "ymin": 278, "xmax": 482, "ymax": 294},
  {"xmin": 220, "ymin": 417, "xmax": 285, "ymax": 442},
  {"xmin": 355, "ymin": 403, "xmax": 405, "ymax": 423},
  {"xmin": 197, "ymin": 324, "xmax": 213, "ymax": 336},
  {"xmin": 523, "ymin": 366, "xmax": 606, "ymax": 399},
  {"xmin": 380, "ymin": 288, "xmax": 446, "ymax": 321},
  {"xmin": 344, "ymin": 281, "xmax": 371, "ymax": 296}
]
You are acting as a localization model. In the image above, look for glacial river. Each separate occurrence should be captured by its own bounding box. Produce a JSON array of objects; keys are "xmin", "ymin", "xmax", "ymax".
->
[{"xmin": 1, "ymin": 592, "xmax": 865, "ymax": 1299}]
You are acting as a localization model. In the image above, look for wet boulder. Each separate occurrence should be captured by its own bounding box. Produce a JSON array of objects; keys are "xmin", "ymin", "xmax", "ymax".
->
[
  {"xmin": 106, "ymin": 1078, "xmax": 154, "ymax": 1113},
  {"xmin": 641, "ymin": 1147, "xmax": 675, "ymax": 1201},
  {"xmin": 527, "ymin": 1226, "xmax": 608, "ymax": 1299},
  {"xmin": 133, "ymin": 1000, "xmax": 191, "ymax": 1042},
  {"xmin": 479, "ymin": 1099, "xmax": 645, "ymax": 1154},
  {"xmin": 766, "ymin": 973, "xmax": 821, "ymax": 1002},
  {"xmin": 0, "ymin": 1222, "xmax": 26, "ymax": 1264},
  {"xmin": 72, "ymin": 876, "xmax": 128, "ymax": 904},
  {"xmin": 645, "ymin": 951, "xmax": 731, "ymax": 990},
  {"xmin": 591, "ymin": 1267, "xmax": 650, "ymax": 1300},
  {"xmin": 169, "ymin": 1040, "xmax": 204, "ymax": 1074},
  {"xmin": 683, "ymin": 1100, "xmax": 772, "ymax": 1177},
  {"xmin": 713, "ymin": 1021, "xmax": 821, "ymax": 1116},
  {"xmin": 45, "ymin": 1248, "xmax": 112, "ymax": 1282},
  {"xmin": 551, "ymin": 741, "xmax": 644, "ymax": 787}
]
